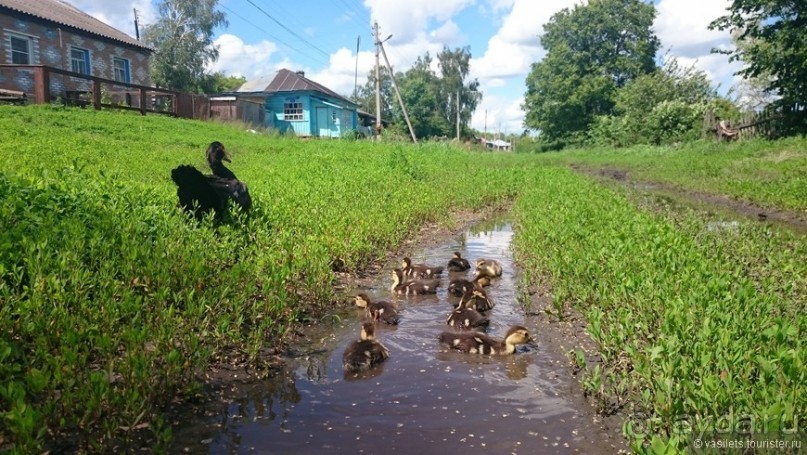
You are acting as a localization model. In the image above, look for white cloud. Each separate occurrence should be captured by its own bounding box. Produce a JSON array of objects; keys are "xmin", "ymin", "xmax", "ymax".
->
[
  {"xmin": 654, "ymin": 0, "xmax": 732, "ymax": 57},
  {"xmin": 364, "ymin": 0, "xmax": 474, "ymax": 44},
  {"xmin": 208, "ymin": 34, "xmax": 280, "ymax": 79},
  {"xmin": 64, "ymin": 0, "xmax": 156, "ymax": 38},
  {"xmin": 470, "ymin": 0, "xmax": 575, "ymax": 85},
  {"xmin": 472, "ymin": 94, "xmax": 525, "ymax": 135},
  {"xmin": 430, "ymin": 20, "xmax": 463, "ymax": 44}
]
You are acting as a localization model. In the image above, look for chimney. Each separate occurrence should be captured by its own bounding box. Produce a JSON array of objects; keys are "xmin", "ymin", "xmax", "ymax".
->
[{"xmin": 296, "ymin": 70, "xmax": 305, "ymax": 78}]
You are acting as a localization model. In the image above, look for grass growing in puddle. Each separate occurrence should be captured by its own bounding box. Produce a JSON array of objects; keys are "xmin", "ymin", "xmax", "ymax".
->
[{"xmin": 512, "ymin": 167, "xmax": 805, "ymax": 453}]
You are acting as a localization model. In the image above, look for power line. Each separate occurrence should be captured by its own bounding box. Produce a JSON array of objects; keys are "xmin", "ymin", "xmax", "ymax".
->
[
  {"xmin": 244, "ymin": 0, "xmax": 331, "ymax": 59},
  {"xmin": 220, "ymin": 4, "xmax": 329, "ymax": 66}
]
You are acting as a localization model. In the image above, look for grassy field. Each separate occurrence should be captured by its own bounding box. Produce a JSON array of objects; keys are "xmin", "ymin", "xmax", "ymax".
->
[
  {"xmin": 514, "ymin": 154, "xmax": 805, "ymax": 452},
  {"xmin": 0, "ymin": 105, "xmax": 541, "ymax": 452},
  {"xmin": 1, "ymin": 105, "xmax": 804, "ymax": 453},
  {"xmin": 534, "ymin": 139, "xmax": 807, "ymax": 213}
]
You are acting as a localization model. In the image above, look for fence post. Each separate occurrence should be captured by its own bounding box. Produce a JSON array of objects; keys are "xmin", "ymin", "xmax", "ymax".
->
[
  {"xmin": 139, "ymin": 88, "xmax": 147, "ymax": 115},
  {"xmin": 92, "ymin": 79, "xmax": 101, "ymax": 110},
  {"xmin": 33, "ymin": 66, "xmax": 50, "ymax": 103}
]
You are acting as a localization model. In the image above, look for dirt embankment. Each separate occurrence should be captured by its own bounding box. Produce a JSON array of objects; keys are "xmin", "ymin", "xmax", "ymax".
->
[{"xmin": 574, "ymin": 165, "xmax": 807, "ymax": 232}]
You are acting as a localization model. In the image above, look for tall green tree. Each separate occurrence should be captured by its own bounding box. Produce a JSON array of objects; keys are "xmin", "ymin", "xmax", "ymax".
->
[
  {"xmin": 353, "ymin": 66, "xmax": 394, "ymax": 122},
  {"xmin": 710, "ymin": 1, "xmax": 807, "ymax": 109},
  {"xmin": 523, "ymin": 0, "xmax": 659, "ymax": 141},
  {"xmin": 437, "ymin": 46, "xmax": 482, "ymax": 139},
  {"xmin": 391, "ymin": 54, "xmax": 449, "ymax": 138},
  {"xmin": 198, "ymin": 72, "xmax": 246, "ymax": 94},
  {"xmin": 143, "ymin": 0, "xmax": 227, "ymax": 92}
]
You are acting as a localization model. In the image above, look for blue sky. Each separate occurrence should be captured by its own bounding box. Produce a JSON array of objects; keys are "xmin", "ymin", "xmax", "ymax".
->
[{"xmin": 68, "ymin": 0, "xmax": 741, "ymax": 134}]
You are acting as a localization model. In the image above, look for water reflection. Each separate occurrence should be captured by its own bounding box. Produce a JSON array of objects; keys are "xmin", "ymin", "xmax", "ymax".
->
[{"xmin": 172, "ymin": 218, "xmax": 616, "ymax": 454}]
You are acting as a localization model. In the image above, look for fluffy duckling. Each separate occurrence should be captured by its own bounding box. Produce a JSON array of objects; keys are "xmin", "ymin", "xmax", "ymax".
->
[
  {"xmin": 446, "ymin": 307, "xmax": 490, "ymax": 330},
  {"xmin": 475, "ymin": 258, "xmax": 503, "ymax": 278},
  {"xmin": 446, "ymin": 252, "xmax": 471, "ymax": 272},
  {"xmin": 401, "ymin": 257, "xmax": 444, "ymax": 279},
  {"xmin": 391, "ymin": 268, "xmax": 439, "ymax": 295},
  {"xmin": 448, "ymin": 274, "xmax": 491, "ymax": 297},
  {"xmin": 343, "ymin": 321, "xmax": 390, "ymax": 372},
  {"xmin": 438, "ymin": 325, "xmax": 532, "ymax": 355},
  {"xmin": 354, "ymin": 293, "xmax": 400, "ymax": 325},
  {"xmin": 458, "ymin": 287, "xmax": 495, "ymax": 312}
]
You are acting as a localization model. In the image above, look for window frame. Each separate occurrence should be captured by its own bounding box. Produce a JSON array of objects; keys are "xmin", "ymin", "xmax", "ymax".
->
[
  {"xmin": 112, "ymin": 57, "xmax": 131, "ymax": 83},
  {"xmin": 70, "ymin": 46, "xmax": 90, "ymax": 75},
  {"xmin": 8, "ymin": 32, "xmax": 32, "ymax": 64},
  {"xmin": 283, "ymin": 101, "xmax": 304, "ymax": 121}
]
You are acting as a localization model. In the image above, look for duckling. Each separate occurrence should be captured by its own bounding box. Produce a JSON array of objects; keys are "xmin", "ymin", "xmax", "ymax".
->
[
  {"xmin": 438, "ymin": 325, "xmax": 532, "ymax": 355},
  {"xmin": 475, "ymin": 258, "xmax": 503, "ymax": 278},
  {"xmin": 354, "ymin": 293, "xmax": 400, "ymax": 325},
  {"xmin": 446, "ymin": 307, "xmax": 489, "ymax": 330},
  {"xmin": 458, "ymin": 287, "xmax": 495, "ymax": 312},
  {"xmin": 446, "ymin": 252, "xmax": 471, "ymax": 272},
  {"xmin": 401, "ymin": 257, "xmax": 444, "ymax": 279},
  {"xmin": 343, "ymin": 321, "xmax": 390, "ymax": 372},
  {"xmin": 447, "ymin": 274, "xmax": 491, "ymax": 297},
  {"xmin": 391, "ymin": 268, "xmax": 439, "ymax": 295}
]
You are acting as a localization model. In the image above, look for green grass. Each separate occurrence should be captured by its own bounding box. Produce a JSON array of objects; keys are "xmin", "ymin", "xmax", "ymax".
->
[
  {"xmin": 512, "ymin": 167, "xmax": 805, "ymax": 453},
  {"xmin": 533, "ymin": 139, "xmax": 807, "ymax": 213},
  {"xmin": 0, "ymin": 105, "xmax": 540, "ymax": 452},
  {"xmin": 2, "ymin": 105, "xmax": 805, "ymax": 454}
]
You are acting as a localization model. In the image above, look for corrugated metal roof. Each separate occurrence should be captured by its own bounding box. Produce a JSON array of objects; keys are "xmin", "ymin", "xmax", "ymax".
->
[
  {"xmin": 237, "ymin": 68, "xmax": 355, "ymax": 106},
  {"xmin": 0, "ymin": 0, "xmax": 151, "ymax": 50}
]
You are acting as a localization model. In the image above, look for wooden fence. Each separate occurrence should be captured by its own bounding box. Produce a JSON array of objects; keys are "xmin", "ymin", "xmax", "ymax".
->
[
  {"xmin": 703, "ymin": 104, "xmax": 806, "ymax": 141},
  {"xmin": 0, "ymin": 64, "xmax": 209, "ymax": 120}
]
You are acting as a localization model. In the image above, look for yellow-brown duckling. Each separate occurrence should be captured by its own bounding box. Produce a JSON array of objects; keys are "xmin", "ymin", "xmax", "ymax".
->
[
  {"xmin": 343, "ymin": 321, "xmax": 390, "ymax": 372},
  {"xmin": 446, "ymin": 307, "xmax": 490, "ymax": 330},
  {"xmin": 391, "ymin": 268, "xmax": 439, "ymax": 295},
  {"xmin": 438, "ymin": 325, "xmax": 532, "ymax": 355},
  {"xmin": 447, "ymin": 274, "xmax": 491, "ymax": 297},
  {"xmin": 446, "ymin": 252, "xmax": 471, "ymax": 272},
  {"xmin": 475, "ymin": 258, "xmax": 503, "ymax": 278},
  {"xmin": 401, "ymin": 257, "xmax": 444, "ymax": 279},
  {"xmin": 354, "ymin": 293, "xmax": 400, "ymax": 325},
  {"xmin": 458, "ymin": 287, "xmax": 495, "ymax": 312}
]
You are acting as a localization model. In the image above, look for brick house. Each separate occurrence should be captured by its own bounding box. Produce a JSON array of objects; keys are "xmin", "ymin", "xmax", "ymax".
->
[{"xmin": 0, "ymin": 0, "xmax": 152, "ymax": 98}]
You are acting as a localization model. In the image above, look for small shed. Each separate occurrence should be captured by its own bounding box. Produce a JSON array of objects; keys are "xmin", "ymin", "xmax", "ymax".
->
[
  {"xmin": 483, "ymin": 139, "xmax": 512, "ymax": 151},
  {"xmin": 209, "ymin": 95, "xmax": 265, "ymax": 126},
  {"xmin": 234, "ymin": 68, "xmax": 358, "ymax": 138}
]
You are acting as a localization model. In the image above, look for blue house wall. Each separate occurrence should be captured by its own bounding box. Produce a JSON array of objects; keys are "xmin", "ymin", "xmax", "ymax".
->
[{"xmin": 265, "ymin": 91, "xmax": 357, "ymax": 137}]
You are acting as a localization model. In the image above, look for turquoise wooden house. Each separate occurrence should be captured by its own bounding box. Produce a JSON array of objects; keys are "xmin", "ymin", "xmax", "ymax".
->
[{"xmin": 234, "ymin": 69, "xmax": 358, "ymax": 137}]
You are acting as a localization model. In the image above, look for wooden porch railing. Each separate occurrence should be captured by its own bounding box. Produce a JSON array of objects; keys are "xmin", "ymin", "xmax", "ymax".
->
[{"xmin": 0, "ymin": 64, "xmax": 209, "ymax": 120}]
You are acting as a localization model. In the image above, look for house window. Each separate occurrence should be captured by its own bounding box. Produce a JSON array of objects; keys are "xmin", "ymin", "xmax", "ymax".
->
[
  {"xmin": 113, "ymin": 57, "xmax": 130, "ymax": 83},
  {"xmin": 284, "ymin": 102, "xmax": 303, "ymax": 121},
  {"xmin": 70, "ymin": 47, "xmax": 90, "ymax": 74},
  {"xmin": 9, "ymin": 34, "xmax": 31, "ymax": 64}
]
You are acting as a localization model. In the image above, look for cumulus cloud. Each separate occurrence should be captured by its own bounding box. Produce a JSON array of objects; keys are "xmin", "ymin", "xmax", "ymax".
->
[
  {"xmin": 208, "ymin": 34, "xmax": 280, "ymax": 79},
  {"xmin": 471, "ymin": 93, "xmax": 525, "ymax": 135},
  {"xmin": 64, "ymin": 0, "xmax": 156, "ymax": 38},
  {"xmin": 654, "ymin": 0, "xmax": 733, "ymax": 57},
  {"xmin": 470, "ymin": 0, "xmax": 575, "ymax": 84},
  {"xmin": 364, "ymin": 0, "xmax": 474, "ymax": 44}
]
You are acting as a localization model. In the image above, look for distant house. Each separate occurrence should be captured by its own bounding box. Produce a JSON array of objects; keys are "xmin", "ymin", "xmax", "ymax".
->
[
  {"xmin": 482, "ymin": 138, "xmax": 512, "ymax": 151},
  {"xmin": 0, "ymin": 0, "xmax": 152, "ymax": 98},
  {"xmin": 234, "ymin": 69, "xmax": 358, "ymax": 138}
]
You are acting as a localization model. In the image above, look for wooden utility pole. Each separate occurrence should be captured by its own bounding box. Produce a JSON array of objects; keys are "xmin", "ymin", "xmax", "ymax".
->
[
  {"xmin": 133, "ymin": 8, "xmax": 140, "ymax": 40},
  {"xmin": 378, "ymin": 37, "xmax": 417, "ymax": 143},
  {"xmin": 373, "ymin": 22, "xmax": 382, "ymax": 140}
]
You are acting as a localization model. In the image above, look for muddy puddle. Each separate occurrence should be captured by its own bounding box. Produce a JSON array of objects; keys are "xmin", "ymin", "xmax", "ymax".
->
[{"xmin": 171, "ymin": 218, "xmax": 623, "ymax": 454}]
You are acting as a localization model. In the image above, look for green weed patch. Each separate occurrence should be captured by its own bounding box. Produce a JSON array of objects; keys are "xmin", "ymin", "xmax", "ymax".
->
[
  {"xmin": 0, "ymin": 105, "xmax": 536, "ymax": 452},
  {"xmin": 512, "ymin": 167, "xmax": 805, "ymax": 453}
]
